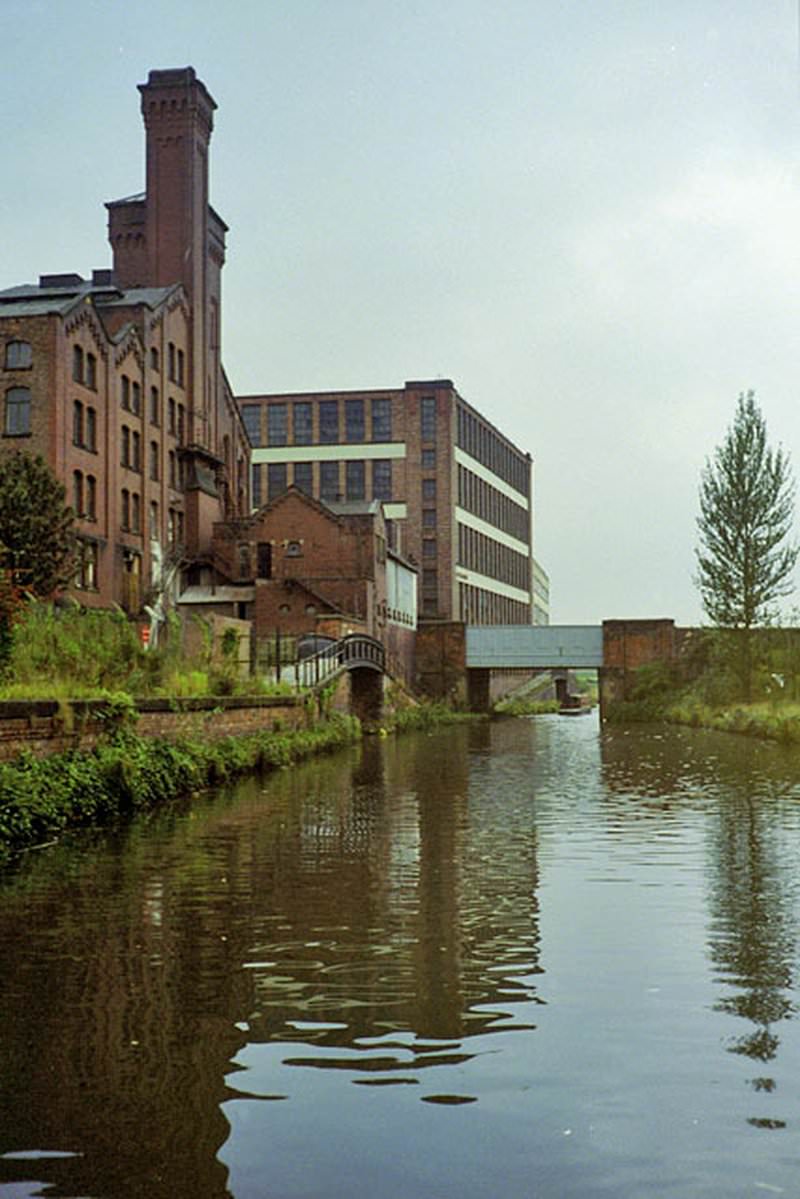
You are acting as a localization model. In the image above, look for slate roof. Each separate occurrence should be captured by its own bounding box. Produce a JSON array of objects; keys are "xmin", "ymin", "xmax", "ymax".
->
[{"xmin": 0, "ymin": 277, "xmax": 178, "ymax": 319}]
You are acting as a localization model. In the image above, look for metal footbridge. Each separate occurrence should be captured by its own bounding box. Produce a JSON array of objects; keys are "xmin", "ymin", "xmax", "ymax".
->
[{"xmin": 466, "ymin": 625, "xmax": 604, "ymax": 669}]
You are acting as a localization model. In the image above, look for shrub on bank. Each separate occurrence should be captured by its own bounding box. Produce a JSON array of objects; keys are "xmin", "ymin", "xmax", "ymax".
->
[
  {"xmin": 0, "ymin": 714, "xmax": 361, "ymax": 863},
  {"xmin": 384, "ymin": 701, "xmax": 478, "ymax": 733}
]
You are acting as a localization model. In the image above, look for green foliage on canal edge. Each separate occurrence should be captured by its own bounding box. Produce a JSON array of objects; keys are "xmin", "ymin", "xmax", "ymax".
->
[
  {"xmin": 383, "ymin": 701, "xmax": 481, "ymax": 734},
  {"xmin": 663, "ymin": 700, "xmax": 800, "ymax": 744},
  {"xmin": 605, "ymin": 657, "xmax": 800, "ymax": 743},
  {"xmin": 0, "ymin": 714, "xmax": 361, "ymax": 864}
]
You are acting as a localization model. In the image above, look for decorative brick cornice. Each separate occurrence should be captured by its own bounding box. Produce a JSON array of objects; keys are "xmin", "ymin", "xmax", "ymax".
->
[{"xmin": 63, "ymin": 304, "xmax": 109, "ymax": 359}]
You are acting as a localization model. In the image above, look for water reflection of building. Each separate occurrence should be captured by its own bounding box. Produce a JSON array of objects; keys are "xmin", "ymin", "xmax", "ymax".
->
[{"xmin": 0, "ymin": 727, "xmax": 547, "ymax": 1193}]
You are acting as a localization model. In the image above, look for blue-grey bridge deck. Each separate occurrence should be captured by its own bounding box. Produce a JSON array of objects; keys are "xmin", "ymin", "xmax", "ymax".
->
[{"xmin": 466, "ymin": 625, "xmax": 604, "ymax": 669}]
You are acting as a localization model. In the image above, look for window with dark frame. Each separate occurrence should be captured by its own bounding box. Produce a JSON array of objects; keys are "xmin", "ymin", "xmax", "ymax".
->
[
  {"xmin": 320, "ymin": 461, "xmax": 339, "ymax": 500},
  {"xmin": 73, "ymin": 471, "xmax": 84, "ymax": 516},
  {"xmin": 267, "ymin": 462, "xmax": 287, "ymax": 501},
  {"xmin": 150, "ymin": 441, "xmax": 159, "ymax": 481},
  {"xmin": 73, "ymin": 401, "xmax": 84, "ymax": 447},
  {"xmin": 86, "ymin": 353, "xmax": 97, "ymax": 391},
  {"xmin": 319, "ymin": 400, "xmax": 339, "ymax": 444},
  {"xmin": 5, "ymin": 388, "xmax": 31, "ymax": 436},
  {"xmin": 72, "ymin": 346, "xmax": 84, "ymax": 384},
  {"xmin": 420, "ymin": 396, "xmax": 436, "ymax": 441},
  {"xmin": 86, "ymin": 475, "xmax": 96, "ymax": 520},
  {"xmin": 241, "ymin": 404, "xmax": 261, "ymax": 446},
  {"xmin": 85, "ymin": 407, "xmax": 96, "ymax": 451},
  {"xmin": 345, "ymin": 398, "xmax": 365, "ymax": 443},
  {"xmin": 5, "ymin": 341, "xmax": 32, "ymax": 369},
  {"xmin": 421, "ymin": 448, "xmax": 436, "ymax": 470},
  {"xmin": 422, "ymin": 508, "xmax": 437, "ymax": 529},
  {"xmin": 345, "ymin": 460, "xmax": 365, "ymax": 501},
  {"xmin": 267, "ymin": 403, "xmax": 288, "ymax": 446},
  {"xmin": 372, "ymin": 459, "xmax": 392, "ymax": 500},
  {"xmin": 371, "ymin": 398, "xmax": 392, "ymax": 441},
  {"xmin": 293, "ymin": 402, "xmax": 312, "ymax": 445},
  {"xmin": 422, "ymin": 478, "xmax": 436, "ymax": 502},
  {"xmin": 150, "ymin": 386, "xmax": 160, "ymax": 425},
  {"xmin": 293, "ymin": 462, "xmax": 313, "ymax": 494}
]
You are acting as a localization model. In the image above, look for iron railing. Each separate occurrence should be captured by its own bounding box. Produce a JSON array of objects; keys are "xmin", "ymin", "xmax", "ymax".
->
[{"xmin": 293, "ymin": 634, "xmax": 385, "ymax": 689}]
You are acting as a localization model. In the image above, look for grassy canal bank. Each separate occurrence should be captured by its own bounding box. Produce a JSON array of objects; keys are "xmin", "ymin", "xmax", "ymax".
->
[{"xmin": 0, "ymin": 701, "xmax": 478, "ymax": 866}]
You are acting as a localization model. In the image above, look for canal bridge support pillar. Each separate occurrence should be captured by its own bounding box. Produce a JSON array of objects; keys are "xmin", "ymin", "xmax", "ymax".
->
[
  {"xmin": 467, "ymin": 669, "xmax": 491, "ymax": 713},
  {"xmin": 348, "ymin": 667, "xmax": 384, "ymax": 727}
]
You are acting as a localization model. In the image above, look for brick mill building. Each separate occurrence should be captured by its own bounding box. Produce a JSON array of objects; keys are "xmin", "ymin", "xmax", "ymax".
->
[
  {"xmin": 0, "ymin": 68, "xmax": 249, "ymax": 612},
  {"xmin": 1, "ymin": 65, "xmax": 548, "ymax": 647},
  {"xmin": 241, "ymin": 380, "xmax": 547, "ymax": 625}
]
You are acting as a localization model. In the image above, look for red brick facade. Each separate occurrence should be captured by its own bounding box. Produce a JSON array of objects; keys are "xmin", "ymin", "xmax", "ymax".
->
[{"xmin": 0, "ymin": 68, "xmax": 249, "ymax": 612}]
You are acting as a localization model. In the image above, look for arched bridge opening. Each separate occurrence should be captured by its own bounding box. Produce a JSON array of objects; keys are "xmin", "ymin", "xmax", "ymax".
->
[{"xmin": 294, "ymin": 633, "xmax": 387, "ymax": 723}]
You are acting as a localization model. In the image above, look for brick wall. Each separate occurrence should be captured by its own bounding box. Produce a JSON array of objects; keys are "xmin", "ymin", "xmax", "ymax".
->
[{"xmin": 0, "ymin": 695, "xmax": 305, "ymax": 763}]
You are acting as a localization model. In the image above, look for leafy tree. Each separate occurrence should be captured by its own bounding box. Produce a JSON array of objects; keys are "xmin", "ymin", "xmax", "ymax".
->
[
  {"xmin": 695, "ymin": 391, "xmax": 798, "ymax": 697},
  {"xmin": 0, "ymin": 452, "xmax": 77, "ymax": 596}
]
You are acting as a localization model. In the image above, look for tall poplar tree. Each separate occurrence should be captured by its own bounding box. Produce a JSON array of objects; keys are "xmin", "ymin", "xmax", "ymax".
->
[
  {"xmin": 0, "ymin": 452, "xmax": 77, "ymax": 596},
  {"xmin": 695, "ymin": 391, "xmax": 798, "ymax": 696}
]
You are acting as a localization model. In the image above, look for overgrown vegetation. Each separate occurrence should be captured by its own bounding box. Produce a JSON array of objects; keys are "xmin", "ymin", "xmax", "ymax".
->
[
  {"xmin": 383, "ymin": 701, "xmax": 480, "ymax": 733},
  {"xmin": 0, "ymin": 602, "xmax": 293, "ymax": 700},
  {"xmin": 0, "ymin": 714, "xmax": 361, "ymax": 863},
  {"xmin": 606, "ymin": 626, "xmax": 800, "ymax": 742},
  {"xmin": 493, "ymin": 696, "xmax": 560, "ymax": 716}
]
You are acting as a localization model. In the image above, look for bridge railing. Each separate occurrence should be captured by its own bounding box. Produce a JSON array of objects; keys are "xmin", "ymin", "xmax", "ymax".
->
[{"xmin": 293, "ymin": 634, "xmax": 385, "ymax": 689}]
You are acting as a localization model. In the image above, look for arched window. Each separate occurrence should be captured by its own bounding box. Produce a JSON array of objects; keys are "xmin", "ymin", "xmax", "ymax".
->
[
  {"xmin": 86, "ymin": 353, "xmax": 97, "ymax": 390},
  {"xmin": 85, "ymin": 407, "xmax": 97, "ymax": 451},
  {"xmin": 86, "ymin": 475, "xmax": 97, "ymax": 520},
  {"xmin": 72, "ymin": 471, "xmax": 84, "ymax": 516},
  {"xmin": 4, "ymin": 387, "xmax": 31, "ymax": 436},
  {"xmin": 4, "ymin": 340, "xmax": 32, "ymax": 369},
  {"xmin": 150, "ymin": 347, "xmax": 159, "ymax": 371},
  {"xmin": 121, "ymin": 488, "xmax": 130, "ymax": 531},
  {"xmin": 72, "ymin": 345, "xmax": 84, "ymax": 384},
  {"xmin": 72, "ymin": 400, "xmax": 84, "ymax": 446}
]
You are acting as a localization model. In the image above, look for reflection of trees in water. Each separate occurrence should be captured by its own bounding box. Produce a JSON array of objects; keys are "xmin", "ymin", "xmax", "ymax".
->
[{"xmin": 707, "ymin": 789, "xmax": 797, "ymax": 1129}]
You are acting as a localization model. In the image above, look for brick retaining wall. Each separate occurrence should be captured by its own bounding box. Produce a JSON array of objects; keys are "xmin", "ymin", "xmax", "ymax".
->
[{"xmin": 0, "ymin": 696, "xmax": 306, "ymax": 762}]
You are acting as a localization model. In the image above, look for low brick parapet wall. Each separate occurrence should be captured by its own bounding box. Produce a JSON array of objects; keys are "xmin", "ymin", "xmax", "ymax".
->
[{"xmin": 0, "ymin": 695, "xmax": 306, "ymax": 762}]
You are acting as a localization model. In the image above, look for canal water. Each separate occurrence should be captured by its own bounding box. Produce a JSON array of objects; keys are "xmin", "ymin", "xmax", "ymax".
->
[{"xmin": 2, "ymin": 715, "xmax": 800, "ymax": 1198}]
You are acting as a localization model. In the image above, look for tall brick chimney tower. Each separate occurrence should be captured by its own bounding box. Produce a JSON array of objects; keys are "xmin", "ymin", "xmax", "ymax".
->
[{"xmin": 107, "ymin": 67, "xmax": 228, "ymax": 454}]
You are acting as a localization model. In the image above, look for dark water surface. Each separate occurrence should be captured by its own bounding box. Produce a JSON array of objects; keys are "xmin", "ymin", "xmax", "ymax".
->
[{"xmin": 2, "ymin": 715, "xmax": 800, "ymax": 1197}]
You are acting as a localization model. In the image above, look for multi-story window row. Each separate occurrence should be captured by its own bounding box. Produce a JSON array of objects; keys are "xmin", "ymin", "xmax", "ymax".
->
[
  {"xmin": 251, "ymin": 459, "xmax": 392, "ymax": 507},
  {"xmin": 457, "ymin": 464, "xmax": 528, "ymax": 542},
  {"xmin": 241, "ymin": 396, "xmax": 395, "ymax": 449},
  {"xmin": 457, "ymin": 522, "xmax": 529, "ymax": 591},
  {"xmin": 459, "ymin": 582, "xmax": 529, "ymax": 626},
  {"xmin": 456, "ymin": 404, "xmax": 528, "ymax": 495}
]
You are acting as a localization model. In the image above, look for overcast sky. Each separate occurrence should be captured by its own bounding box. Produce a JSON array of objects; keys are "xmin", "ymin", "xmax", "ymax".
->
[{"xmin": 2, "ymin": 0, "xmax": 799, "ymax": 625}]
